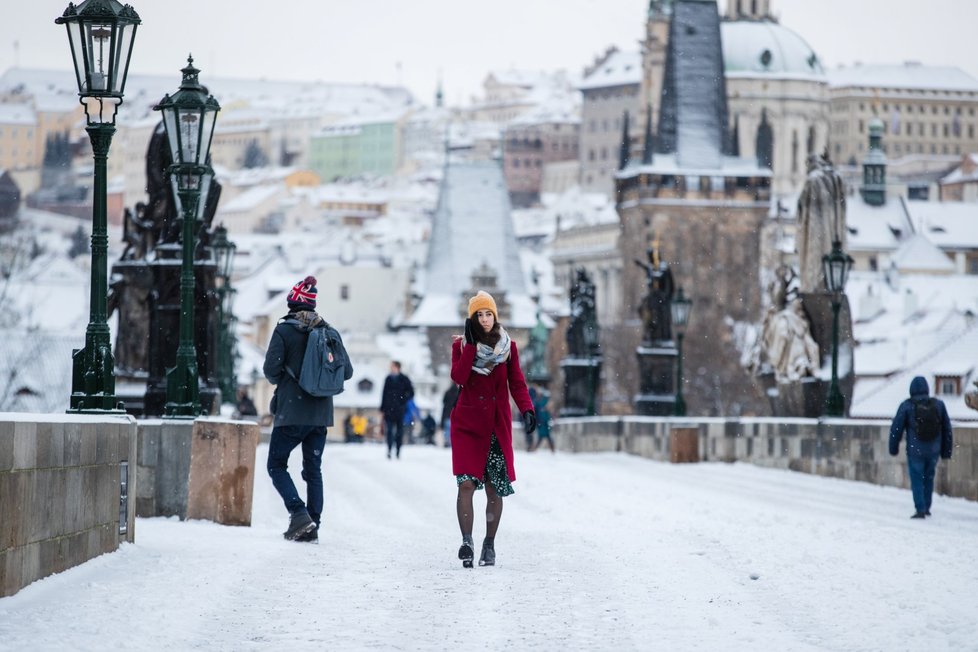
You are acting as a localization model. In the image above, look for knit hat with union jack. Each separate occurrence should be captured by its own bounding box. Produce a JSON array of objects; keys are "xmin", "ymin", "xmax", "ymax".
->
[{"xmin": 287, "ymin": 276, "xmax": 317, "ymax": 311}]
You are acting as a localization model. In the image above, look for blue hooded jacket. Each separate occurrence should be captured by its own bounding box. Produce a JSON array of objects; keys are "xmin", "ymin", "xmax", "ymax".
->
[{"xmin": 888, "ymin": 376, "xmax": 953, "ymax": 459}]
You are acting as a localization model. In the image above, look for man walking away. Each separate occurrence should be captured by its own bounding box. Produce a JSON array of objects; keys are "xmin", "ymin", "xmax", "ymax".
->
[
  {"xmin": 380, "ymin": 361, "xmax": 414, "ymax": 459},
  {"xmin": 264, "ymin": 276, "xmax": 354, "ymax": 542},
  {"xmin": 889, "ymin": 376, "xmax": 953, "ymax": 519}
]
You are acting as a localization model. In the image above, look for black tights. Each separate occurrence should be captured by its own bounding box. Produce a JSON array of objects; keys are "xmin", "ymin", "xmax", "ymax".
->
[{"xmin": 456, "ymin": 480, "xmax": 503, "ymax": 540}]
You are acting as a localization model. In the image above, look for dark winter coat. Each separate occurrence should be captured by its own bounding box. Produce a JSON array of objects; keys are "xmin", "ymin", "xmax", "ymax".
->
[
  {"xmin": 263, "ymin": 311, "xmax": 353, "ymax": 428},
  {"xmin": 380, "ymin": 373, "xmax": 414, "ymax": 421},
  {"xmin": 450, "ymin": 338, "xmax": 533, "ymax": 481},
  {"xmin": 440, "ymin": 384, "xmax": 460, "ymax": 426},
  {"xmin": 889, "ymin": 376, "xmax": 953, "ymax": 459}
]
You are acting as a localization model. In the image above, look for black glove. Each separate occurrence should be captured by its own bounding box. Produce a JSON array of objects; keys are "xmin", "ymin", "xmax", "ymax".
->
[
  {"xmin": 522, "ymin": 410, "xmax": 537, "ymax": 436},
  {"xmin": 464, "ymin": 318, "xmax": 476, "ymax": 345}
]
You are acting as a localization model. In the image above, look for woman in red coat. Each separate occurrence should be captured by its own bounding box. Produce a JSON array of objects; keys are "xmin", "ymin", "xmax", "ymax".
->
[{"xmin": 451, "ymin": 290, "xmax": 536, "ymax": 568}]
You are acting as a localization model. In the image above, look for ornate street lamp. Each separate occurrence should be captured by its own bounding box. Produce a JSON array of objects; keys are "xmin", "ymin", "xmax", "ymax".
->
[
  {"xmin": 670, "ymin": 286, "xmax": 692, "ymax": 417},
  {"xmin": 822, "ymin": 240, "xmax": 853, "ymax": 417},
  {"xmin": 57, "ymin": 0, "xmax": 140, "ymax": 412},
  {"xmin": 155, "ymin": 56, "xmax": 220, "ymax": 417},
  {"xmin": 211, "ymin": 224, "xmax": 237, "ymax": 402}
]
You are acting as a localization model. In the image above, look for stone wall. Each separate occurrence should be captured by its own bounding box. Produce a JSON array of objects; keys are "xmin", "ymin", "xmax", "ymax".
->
[
  {"xmin": 136, "ymin": 418, "xmax": 259, "ymax": 526},
  {"xmin": 0, "ymin": 414, "xmax": 137, "ymax": 598},
  {"xmin": 554, "ymin": 416, "xmax": 978, "ymax": 501}
]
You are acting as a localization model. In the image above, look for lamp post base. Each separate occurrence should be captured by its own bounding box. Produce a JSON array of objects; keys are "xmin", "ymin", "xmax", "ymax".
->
[
  {"xmin": 67, "ymin": 337, "xmax": 124, "ymax": 414},
  {"xmin": 165, "ymin": 347, "xmax": 201, "ymax": 418}
]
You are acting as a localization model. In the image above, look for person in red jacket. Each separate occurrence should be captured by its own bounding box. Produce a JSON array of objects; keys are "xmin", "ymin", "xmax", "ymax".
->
[{"xmin": 450, "ymin": 290, "xmax": 536, "ymax": 568}]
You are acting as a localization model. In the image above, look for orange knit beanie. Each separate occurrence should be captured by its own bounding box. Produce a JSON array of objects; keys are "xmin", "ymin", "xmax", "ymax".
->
[{"xmin": 467, "ymin": 290, "xmax": 498, "ymax": 319}]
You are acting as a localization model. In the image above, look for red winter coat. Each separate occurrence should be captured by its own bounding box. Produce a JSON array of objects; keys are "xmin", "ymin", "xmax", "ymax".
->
[{"xmin": 450, "ymin": 337, "xmax": 534, "ymax": 481}]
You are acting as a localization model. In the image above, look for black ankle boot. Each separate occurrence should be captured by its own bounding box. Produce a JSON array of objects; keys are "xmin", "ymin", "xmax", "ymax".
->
[
  {"xmin": 458, "ymin": 536, "xmax": 474, "ymax": 568},
  {"xmin": 479, "ymin": 539, "xmax": 495, "ymax": 567}
]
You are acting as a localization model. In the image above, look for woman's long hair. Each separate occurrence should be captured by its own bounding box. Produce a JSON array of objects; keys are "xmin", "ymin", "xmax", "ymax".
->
[{"xmin": 469, "ymin": 316, "xmax": 502, "ymax": 347}]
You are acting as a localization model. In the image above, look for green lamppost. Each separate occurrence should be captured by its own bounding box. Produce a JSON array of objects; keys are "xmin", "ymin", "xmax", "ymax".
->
[
  {"xmin": 822, "ymin": 240, "xmax": 854, "ymax": 417},
  {"xmin": 57, "ymin": 0, "xmax": 140, "ymax": 413},
  {"xmin": 155, "ymin": 56, "xmax": 220, "ymax": 418},
  {"xmin": 211, "ymin": 224, "xmax": 237, "ymax": 402},
  {"xmin": 671, "ymin": 286, "xmax": 692, "ymax": 417}
]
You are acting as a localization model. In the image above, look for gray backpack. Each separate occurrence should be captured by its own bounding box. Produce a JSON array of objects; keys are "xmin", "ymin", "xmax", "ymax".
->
[{"xmin": 286, "ymin": 323, "xmax": 349, "ymax": 397}]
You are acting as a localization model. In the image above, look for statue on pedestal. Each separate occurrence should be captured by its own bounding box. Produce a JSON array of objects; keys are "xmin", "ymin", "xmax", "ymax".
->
[
  {"xmin": 757, "ymin": 265, "xmax": 819, "ymax": 383},
  {"xmin": 566, "ymin": 267, "xmax": 600, "ymax": 358},
  {"xmin": 797, "ymin": 151, "xmax": 847, "ymax": 293},
  {"xmin": 634, "ymin": 242, "xmax": 674, "ymax": 345}
]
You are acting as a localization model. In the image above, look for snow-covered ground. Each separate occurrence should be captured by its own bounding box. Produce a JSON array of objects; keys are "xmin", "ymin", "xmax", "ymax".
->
[{"xmin": 2, "ymin": 445, "xmax": 978, "ymax": 651}]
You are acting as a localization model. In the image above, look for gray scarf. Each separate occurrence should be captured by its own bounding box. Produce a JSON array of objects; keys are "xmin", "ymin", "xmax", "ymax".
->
[{"xmin": 472, "ymin": 327, "xmax": 511, "ymax": 376}]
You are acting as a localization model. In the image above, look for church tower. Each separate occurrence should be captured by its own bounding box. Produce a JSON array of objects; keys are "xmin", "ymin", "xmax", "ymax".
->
[
  {"xmin": 639, "ymin": 0, "xmax": 673, "ymax": 140},
  {"xmin": 617, "ymin": 0, "xmax": 772, "ymax": 415},
  {"xmin": 860, "ymin": 118, "xmax": 887, "ymax": 206}
]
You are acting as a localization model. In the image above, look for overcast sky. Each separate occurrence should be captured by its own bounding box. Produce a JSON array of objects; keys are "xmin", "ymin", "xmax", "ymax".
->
[{"xmin": 2, "ymin": 1, "xmax": 977, "ymax": 105}]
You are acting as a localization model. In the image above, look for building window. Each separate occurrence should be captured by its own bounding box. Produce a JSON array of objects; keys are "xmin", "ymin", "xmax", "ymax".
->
[
  {"xmin": 869, "ymin": 257, "xmax": 878, "ymax": 271},
  {"xmin": 935, "ymin": 376, "xmax": 960, "ymax": 396},
  {"xmin": 340, "ymin": 284, "xmax": 349, "ymax": 300},
  {"xmin": 588, "ymin": 149, "xmax": 595, "ymax": 162}
]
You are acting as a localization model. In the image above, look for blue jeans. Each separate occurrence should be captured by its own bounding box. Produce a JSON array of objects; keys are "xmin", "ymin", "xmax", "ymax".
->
[
  {"xmin": 907, "ymin": 455, "xmax": 938, "ymax": 514},
  {"xmin": 267, "ymin": 425, "xmax": 327, "ymax": 524},
  {"xmin": 385, "ymin": 418, "xmax": 404, "ymax": 455}
]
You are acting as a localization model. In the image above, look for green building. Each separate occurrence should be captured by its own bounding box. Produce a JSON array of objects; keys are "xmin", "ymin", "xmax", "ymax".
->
[{"xmin": 309, "ymin": 112, "xmax": 405, "ymax": 181}]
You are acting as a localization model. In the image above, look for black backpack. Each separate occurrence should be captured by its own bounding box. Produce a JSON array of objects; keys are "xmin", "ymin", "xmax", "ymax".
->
[{"xmin": 913, "ymin": 398, "xmax": 942, "ymax": 442}]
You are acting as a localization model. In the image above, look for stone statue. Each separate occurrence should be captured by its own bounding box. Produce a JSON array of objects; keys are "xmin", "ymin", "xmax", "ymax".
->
[
  {"xmin": 757, "ymin": 266, "xmax": 819, "ymax": 383},
  {"xmin": 634, "ymin": 243, "xmax": 674, "ymax": 345},
  {"xmin": 797, "ymin": 152, "xmax": 847, "ymax": 293},
  {"xmin": 119, "ymin": 202, "xmax": 155, "ymax": 261},
  {"xmin": 566, "ymin": 267, "xmax": 600, "ymax": 358}
]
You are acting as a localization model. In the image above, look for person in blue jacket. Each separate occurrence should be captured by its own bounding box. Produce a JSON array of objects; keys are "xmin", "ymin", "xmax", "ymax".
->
[{"xmin": 888, "ymin": 376, "xmax": 953, "ymax": 519}]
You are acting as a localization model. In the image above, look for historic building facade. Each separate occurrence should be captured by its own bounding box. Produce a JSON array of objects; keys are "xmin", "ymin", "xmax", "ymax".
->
[
  {"xmin": 578, "ymin": 48, "xmax": 641, "ymax": 196},
  {"xmin": 827, "ymin": 63, "xmax": 978, "ymax": 166}
]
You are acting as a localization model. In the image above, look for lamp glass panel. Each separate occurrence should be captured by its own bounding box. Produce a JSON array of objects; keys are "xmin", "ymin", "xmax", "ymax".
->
[
  {"xmin": 111, "ymin": 22, "xmax": 137, "ymax": 94},
  {"xmin": 83, "ymin": 21, "xmax": 113, "ymax": 93},
  {"xmin": 177, "ymin": 108, "xmax": 201, "ymax": 166},
  {"xmin": 198, "ymin": 106, "xmax": 218, "ymax": 166},
  {"xmin": 161, "ymin": 104, "xmax": 180, "ymax": 164}
]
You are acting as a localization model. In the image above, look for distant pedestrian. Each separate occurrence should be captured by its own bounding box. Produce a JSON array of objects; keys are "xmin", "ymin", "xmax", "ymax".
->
[
  {"xmin": 441, "ymin": 384, "xmax": 459, "ymax": 448},
  {"xmin": 889, "ymin": 376, "xmax": 953, "ymax": 519},
  {"xmin": 234, "ymin": 389, "xmax": 258, "ymax": 421},
  {"xmin": 403, "ymin": 397, "xmax": 422, "ymax": 444},
  {"xmin": 451, "ymin": 290, "xmax": 535, "ymax": 568},
  {"xmin": 350, "ymin": 410, "xmax": 368, "ymax": 443},
  {"xmin": 380, "ymin": 361, "xmax": 414, "ymax": 459},
  {"xmin": 263, "ymin": 275, "xmax": 354, "ymax": 543},
  {"xmin": 529, "ymin": 386, "xmax": 554, "ymax": 453},
  {"xmin": 421, "ymin": 411, "xmax": 437, "ymax": 445}
]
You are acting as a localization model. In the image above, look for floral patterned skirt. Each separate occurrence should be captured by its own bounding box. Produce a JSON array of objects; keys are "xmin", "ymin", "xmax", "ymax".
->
[{"xmin": 455, "ymin": 434, "xmax": 514, "ymax": 497}]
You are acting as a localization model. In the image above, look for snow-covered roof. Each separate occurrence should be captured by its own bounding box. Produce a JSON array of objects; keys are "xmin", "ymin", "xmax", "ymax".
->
[
  {"xmin": 217, "ymin": 184, "xmax": 283, "ymax": 214},
  {"xmin": 827, "ymin": 63, "xmax": 978, "ymax": 93},
  {"xmin": 909, "ymin": 202, "xmax": 978, "ymax": 249},
  {"xmin": 0, "ymin": 68, "xmax": 416, "ymax": 127},
  {"xmin": 889, "ymin": 233, "xmax": 955, "ymax": 274},
  {"xmin": 578, "ymin": 50, "xmax": 642, "ymax": 91},
  {"xmin": 852, "ymin": 322, "xmax": 978, "ymax": 421},
  {"xmin": 408, "ymin": 161, "xmax": 535, "ymax": 328},
  {"xmin": 845, "ymin": 198, "xmax": 912, "ymax": 252},
  {"xmin": 721, "ymin": 20, "xmax": 826, "ymax": 80},
  {"xmin": 0, "ymin": 103, "xmax": 36, "ymax": 125},
  {"xmin": 617, "ymin": 152, "xmax": 772, "ymax": 179},
  {"xmin": 939, "ymin": 154, "xmax": 978, "ymax": 185},
  {"xmin": 486, "ymin": 70, "xmax": 553, "ymax": 89}
]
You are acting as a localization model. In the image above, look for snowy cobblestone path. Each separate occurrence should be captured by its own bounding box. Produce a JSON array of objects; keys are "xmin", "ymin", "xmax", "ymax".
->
[{"xmin": 2, "ymin": 443, "xmax": 977, "ymax": 651}]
